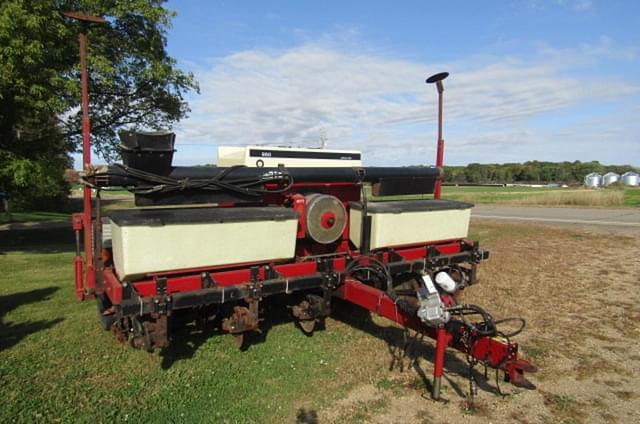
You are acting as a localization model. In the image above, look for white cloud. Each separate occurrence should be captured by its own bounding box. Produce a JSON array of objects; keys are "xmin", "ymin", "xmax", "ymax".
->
[
  {"xmin": 173, "ymin": 39, "xmax": 640, "ymax": 166},
  {"xmin": 570, "ymin": 0, "xmax": 593, "ymax": 12},
  {"xmin": 528, "ymin": 0, "xmax": 594, "ymax": 12}
]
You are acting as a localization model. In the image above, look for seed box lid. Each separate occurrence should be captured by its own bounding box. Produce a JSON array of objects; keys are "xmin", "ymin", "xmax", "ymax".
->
[
  {"xmin": 109, "ymin": 206, "xmax": 297, "ymax": 226},
  {"xmin": 349, "ymin": 199, "xmax": 473, "ymax": 214}
]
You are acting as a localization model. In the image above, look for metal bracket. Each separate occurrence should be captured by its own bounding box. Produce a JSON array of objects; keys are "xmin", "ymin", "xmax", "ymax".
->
[
  {"xmin": 72, "ymin": 213, "xmax": 84, "ymax": 231},
  {"xmin": 200, "ymin": 272, "xmax": 215, "ymax": 289},
  {"xmin": 248, "ymin": 266, "xmax": 264, "ymax": 300},
  {"xmin": 122, "ymin": 281, "xmax": 133, "ymax": 300},
  {"xmin": 250, "ymin": 266, "xmax": 260, "ymax": 282},
  {"xmin": 155, "ymin": 277, "xmax": 167, "ymax": 296},
  {"xmin": 388, "ymin": 250, "xmax": 403, "ymax": 263},
  {"xmin": 264, "ymin": 264, "xmax": 280, "ymax": 280},
  {"xmin": 316, "ymin": 258, "xmax": 335, "ymax": 273}
]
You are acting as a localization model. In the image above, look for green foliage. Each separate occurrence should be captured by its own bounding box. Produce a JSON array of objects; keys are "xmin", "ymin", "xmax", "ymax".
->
[
  {"xmin": 1, "ymin": 157, "xmax": 69, "ymax": 208},
  {"xmin": 0, "ymin": 122, "xmax": 72, "ymax": 210},
  {"xmin": 444, "ymin": 160, "xmax": 637, "ymax": 185},
  {"xmin": 0, "ymin": 0, "xmax": 198, "ymax": 209}
]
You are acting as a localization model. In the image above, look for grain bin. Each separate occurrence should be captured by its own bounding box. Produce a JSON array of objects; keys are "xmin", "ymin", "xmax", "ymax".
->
[
  {"xmin": 602, "ymin": 172, "xmax": 620, "ymax": 186},
  {"xmin": 584, "ymin": 172, "xmax": 602, "ymax": 188},
  {"xmin": 622, "ymin": 171, "xmax": 639, "ymax": 186}
]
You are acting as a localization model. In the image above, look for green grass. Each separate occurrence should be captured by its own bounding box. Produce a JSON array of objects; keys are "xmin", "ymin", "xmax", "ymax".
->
[
  {"xmin": 441, "ymin": 185, "xmax": 557, "ymax": 204},
  {"xmin": 0, "ymin": 211, "xmax": 69, "ymax": 225},
  {"xmin": 0, "ymin": 229, "xmax": 362, "ymax": 423},
  {"xmin": 440, "ymin": 185, "xmax": 638, "ymax": 207},
  {"xmin": 367, "ymin": 185, "xmax": 587, "ymax": 205},
  {"xmin": 623, "ymin": 187, "xmax": 640, "ymax": 207}
]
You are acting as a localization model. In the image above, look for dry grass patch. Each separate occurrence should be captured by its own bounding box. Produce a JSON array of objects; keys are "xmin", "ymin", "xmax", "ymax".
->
[
  {"xmin": 513, "ymin": 190, "xmax": 624, "ymax": 206},
  {"xmin": 323, "ymin": 220, "xmax": 640, "ymax": 423},
  {"xmin": 541, "ymin": 391, "xmax": 587, "ymax": 423}
]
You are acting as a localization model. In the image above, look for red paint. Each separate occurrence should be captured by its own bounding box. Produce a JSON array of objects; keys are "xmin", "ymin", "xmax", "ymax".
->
[
  {"xmin": 434, "ymin": 138, "xmax": 444, "ymax": 199},
  {"xmin": 74, "ymin": 256, "xmax": 84, "ymax": 301},
  {"xmin": 335, "ymin": 278, "xmax": 532, "ymax": 385},
  {"xmin": 335, "ymin": 278, "xmax": 427, "ymax": 329},
  {"xmin": 320, "ymin": 211, "xmax": 336, "ymax": 229},
  {"xmin": 289, "ymin": 194, "xmax": 307, "ymax": 238},
  {"xmin": 65, "ymin": 14, "xmax": 105, "ymax": 300},
  {"xmin": 79, "ymin": 29, "xmax": 96, "ymax": 296},
  {"xmin": 103, "ymin": 269, "xmax": 123, "ymax": 305},
  {"xmin": 433, "ymin": 75, "xmax": 445, "ymax": 200},
  {"xmin": 72, "ymin": 213, "xmax": 85, "ymax": 300},
  {"xmin": 121, "ymin": 240, "xmax": 464, "ymax": 299}
]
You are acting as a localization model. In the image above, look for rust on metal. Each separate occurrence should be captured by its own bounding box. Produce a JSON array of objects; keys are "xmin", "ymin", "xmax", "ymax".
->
[
  {"xmin": 222, "ymin": 305, "xmax": 259, "ymax": 346},
  {"xmin": 143, "ymin": 315, "xmax": 169, "ymax": 351},
  {"xmin": 111, "ymin": 318, "xmax": 129, "ymax": 345},
  {"xmin": 292, "ymin": 300, "xmax": 316, "ymax": 333},
  {"xmin": 110, "ymin": 314, "xmax": 169, "ymax": 352},
  {"xmin": 292, "ymin": 294, "xmax": 330, "ymax": 334}
]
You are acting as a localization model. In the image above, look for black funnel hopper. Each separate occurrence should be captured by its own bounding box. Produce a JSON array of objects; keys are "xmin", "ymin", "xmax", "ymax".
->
[{"xmin": 119, "ymin": 131, "xmax": 176, "ymax": 175}]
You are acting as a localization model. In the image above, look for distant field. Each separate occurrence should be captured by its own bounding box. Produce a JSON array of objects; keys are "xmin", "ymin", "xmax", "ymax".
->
[
  {"xmin": 441, "ymin": 185, "xmax": 640, "ymax": 207},
  {"xmin": 369, "ymin": 185, "xmax": 640, "ymax": 208}
]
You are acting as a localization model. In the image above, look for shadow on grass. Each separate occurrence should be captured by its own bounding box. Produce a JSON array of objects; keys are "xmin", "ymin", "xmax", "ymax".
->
[
  {"xmin": 330, "ymin": 298, "xmax": 501, "ymax": 399},
  {"xmin": 159, "ymin": 293, "xmax": 325, "ymax": 369},
  {"xmin": 159, "ymin": 323, "xmax": 224, "ymax": 369},
  {"xmin": 0, "ymin": 287, "xmax": 64, "ymax": 352},
  {"xmin": 155, "ymin": 294, "xmax": 506, "ymax": 398},
  {"xmin": 0, "ymin": 197, "xmax": 132, "ymax": 254},
  {"xmin": 0, "ymin": 227, "xmax": 75, "ymax": 254}
]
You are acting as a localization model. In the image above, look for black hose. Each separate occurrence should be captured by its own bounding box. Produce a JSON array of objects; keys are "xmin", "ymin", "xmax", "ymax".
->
[
  {"xmin": 493, "ymin": 317, "xmax": 526, "ymax": 338},
  {"xmin": 343, "ymin": 260, "xmax": 526, "ymax": 339},
  {"xmin": 112, "ymin": 164, "xmax": 294, "ymax": 197},
  {"xmin": 447, "ymin": 304, "xmax": 497, "ymax": 337},
  {"xmin": 344, "ymin": 257, "xmax": 394, "ymax": 295}
]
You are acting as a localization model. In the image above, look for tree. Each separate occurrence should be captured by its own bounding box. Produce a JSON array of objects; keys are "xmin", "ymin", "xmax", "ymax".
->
[
  {"xmin": 441, "ymin": 161, "xmax": 637, "ymax": 185},
  {"xmin": 0, "ymin": 0, "xmax": 198, "ymax": 209}
]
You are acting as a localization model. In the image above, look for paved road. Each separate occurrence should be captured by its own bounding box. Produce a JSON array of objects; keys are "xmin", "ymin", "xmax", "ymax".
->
[
  {"xmin": 2, "ymin": 205, "xmax": 639, "ymax": 233},
  {"xmin": 472, "ymin": 205, "xmax": 640, "ymax": 234}
]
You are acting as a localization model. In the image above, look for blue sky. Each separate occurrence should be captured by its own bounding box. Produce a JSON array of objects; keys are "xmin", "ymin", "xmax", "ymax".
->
[{"xmin": 101, "ymin": 0, "xmax": 640, "ymax": 166}]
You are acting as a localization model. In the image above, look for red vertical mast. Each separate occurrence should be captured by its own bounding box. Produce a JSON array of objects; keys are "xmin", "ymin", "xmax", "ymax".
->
[
  {"xmin": 426, "ymin": 72, "xmax": 449, "ymax": 200},
  {"xmin": 62, "ymin": 12, "xmax": 106, "ymax": 299}
]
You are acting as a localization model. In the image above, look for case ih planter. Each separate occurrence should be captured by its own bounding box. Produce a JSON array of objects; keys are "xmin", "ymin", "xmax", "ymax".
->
[{"xmin": 71, "ymin": 60, "xmax": 536, "ymax": 399}]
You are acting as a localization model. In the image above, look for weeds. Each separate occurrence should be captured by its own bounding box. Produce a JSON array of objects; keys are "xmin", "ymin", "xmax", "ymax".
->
[
  {"xmin": 376, "ymin": 377, "xmax": 394, "ymax": 391},
  {"xmin": 459, "ymin": 399, "xmax": 489, "ymax": 417},
  {"xmin": 522, "ymin": 345, "xmax": 547, "ymax": 360}
]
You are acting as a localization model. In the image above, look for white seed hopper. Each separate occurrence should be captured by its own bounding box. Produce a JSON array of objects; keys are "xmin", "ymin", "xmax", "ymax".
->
[
  {"xmin": 109, "ymin": 207, "xmax": 298, "ymax": 281},
  {"xmin": 349, "ymin": 200, "xmax": 473, "ymax": 250}
]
